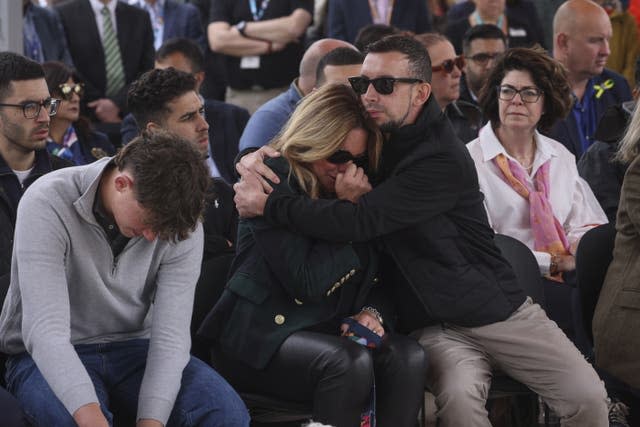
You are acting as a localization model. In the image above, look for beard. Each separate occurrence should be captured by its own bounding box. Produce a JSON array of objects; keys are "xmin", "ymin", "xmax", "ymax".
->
[{"xmin": 379, "ymin": 119, "xmax": 403, "ymax": 133}]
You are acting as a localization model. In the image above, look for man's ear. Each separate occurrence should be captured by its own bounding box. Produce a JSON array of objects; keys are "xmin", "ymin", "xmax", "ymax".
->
[
  {"xmin": 114, "ymin": 173, "xmax": 134, "ymax": 193},
  {"xmin": 555, "ymin": 32, "xmax": 569, "ymax": 53},
  {"xmin": 146, "ymin": 121, "xmax": 161, "ymax": 133},
  {"xmin": 413, "ymin": 82, "xmax": 432, "ymax": 107}
]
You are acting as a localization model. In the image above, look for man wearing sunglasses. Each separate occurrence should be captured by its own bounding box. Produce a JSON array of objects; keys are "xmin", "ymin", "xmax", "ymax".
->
[
  {"xmin": 235, "ymin": 35, "xmax": 608, "ymax": 427},
  {"xmin": 0, "ymin": 52, "xmax": 71, "ymax": 427},
  {"xmin": 460, "ymin": 24, "xmax": 506, "ymax": 107}
]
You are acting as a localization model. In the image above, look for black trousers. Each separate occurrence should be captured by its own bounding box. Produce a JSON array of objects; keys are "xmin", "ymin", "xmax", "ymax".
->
[{"xmin": 212, "ymin": 330, "xmax": 427, "ymax": 427}]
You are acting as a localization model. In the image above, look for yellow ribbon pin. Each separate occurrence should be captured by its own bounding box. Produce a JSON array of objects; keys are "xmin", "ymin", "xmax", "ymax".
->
[{"xmin": 594, "ymin": 79, "xmax": 615, "ymax": 99}]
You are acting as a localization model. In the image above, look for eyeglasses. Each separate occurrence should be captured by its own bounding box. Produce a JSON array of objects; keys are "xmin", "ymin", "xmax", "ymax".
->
[
  {"xmin": 497, "ymin": 85, "xmax": 543, "ymax": 103},
  {"xmin": 349, "ymin": 76, "xmax": 424, "ymax": 95},
  {"xmin": 467, "ymin": 52, "xmax": 501, "ymax": 65},
  {"xmin": 431, "ymin": 56, "xmax": 465, "ymax": 74},
  {"xmin": 58, "ymin": 83, "xmax": 84, "ymax": 100},
  {"xmin": 327, "ymin": 150, "xmax": 369, "ymax": 168},
  {"xmin": 0, "ymin": 98, "xmax": 60, "ymax": 119}
]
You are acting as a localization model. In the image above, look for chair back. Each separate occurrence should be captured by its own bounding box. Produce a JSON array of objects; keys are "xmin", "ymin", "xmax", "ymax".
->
[
  {"xmin": 575, "ymin": 223, "xmax": 616, "ymax": 344},
  {"xmin": 494, "ymin": 234, "xmax": 545, "ymax": 306}
]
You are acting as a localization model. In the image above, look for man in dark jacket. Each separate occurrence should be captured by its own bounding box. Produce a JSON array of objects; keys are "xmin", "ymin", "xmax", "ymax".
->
[
  {"xmin": 233, "ymin": 35, "xmax": 609, "ymax": 427},
  {"xmin": 121, "ymin": 37, "xmax": 249, "ymax": 185},
  {"xmin": 0, "ymin": 51, "xmax": 70, "ymax": 427}
]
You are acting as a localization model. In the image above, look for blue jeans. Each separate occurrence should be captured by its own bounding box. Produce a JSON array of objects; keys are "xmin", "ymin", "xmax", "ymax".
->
[{"xmin": 5, "ymin": 339, "xmax": 249, "ymax": 427}]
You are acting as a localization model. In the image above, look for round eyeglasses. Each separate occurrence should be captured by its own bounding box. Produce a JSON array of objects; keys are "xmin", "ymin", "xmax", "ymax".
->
[
  {"xmin": 0, "ymin": 98, "xmax": 60, "ymax": 119},
  {"xmin": 58, "ymin": 83, "xmax": 85, "ymax": 101}
]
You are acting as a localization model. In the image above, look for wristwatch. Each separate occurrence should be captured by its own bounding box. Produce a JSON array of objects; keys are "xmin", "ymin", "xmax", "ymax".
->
[
  {"xmin": 236, "ymin": 20, "xmax": 247, "ymax": 37},
  {"xmin": 549, "ymin": 254, "xmax": 559, "ymax": 275}
]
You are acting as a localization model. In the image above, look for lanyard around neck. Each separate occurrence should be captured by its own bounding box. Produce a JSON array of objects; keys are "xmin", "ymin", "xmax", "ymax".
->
[{"xmin": 249, "ymin": 0, "xmax": 270, "ymax": 21}]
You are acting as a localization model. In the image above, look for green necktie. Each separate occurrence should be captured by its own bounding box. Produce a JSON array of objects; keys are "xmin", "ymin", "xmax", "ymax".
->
[{"xmin": 101, "ymin": 6, "xmax": 125, "ymax": 98}]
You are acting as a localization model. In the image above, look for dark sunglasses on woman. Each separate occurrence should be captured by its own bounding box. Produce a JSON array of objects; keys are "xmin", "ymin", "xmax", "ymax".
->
[
  {"xmin": 327, "ymin": 150, "xmax": 369, "ymax": 169},
  {"xmin": 431, "ymin": 56, "xmax": 465, "ymax": 74},
  {"xmin": 58, "ymin": 83, "xmax": 85, "ymax": 101}
]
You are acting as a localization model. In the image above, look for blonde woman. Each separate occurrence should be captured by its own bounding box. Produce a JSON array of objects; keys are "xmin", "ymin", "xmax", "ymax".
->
[{"xmin": 199, "ymin": 84, "xmax": 427, "ymax": 427}]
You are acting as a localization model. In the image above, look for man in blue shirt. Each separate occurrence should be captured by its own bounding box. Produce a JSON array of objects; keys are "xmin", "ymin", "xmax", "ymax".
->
[{"xmin": 549, "ymin": 0, "xmax": 631, "ymax": 159}]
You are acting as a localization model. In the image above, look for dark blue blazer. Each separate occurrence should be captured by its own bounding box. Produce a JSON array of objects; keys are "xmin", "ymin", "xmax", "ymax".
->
[
  {"xmin": 162, "ymin": 0, "xmax": 207, "ymax": 52},
  {"xmin": 29, "ymin": 4, "xmax": 74, "ymax": 66},
  {"xmin": 327, "ymin": 0, "xmax": 432, "ymax": 44},
  {"xmin": 121, "ymin": 99, "xmax": 249, "ymax": 184},
  {"xmin": 545, "ymin": 69, "xmax": 632, "ymax": 159}
]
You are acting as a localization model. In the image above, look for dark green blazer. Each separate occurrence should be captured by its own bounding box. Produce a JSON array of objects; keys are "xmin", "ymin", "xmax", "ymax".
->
[{"xmin": 198, "ymin": 157, "xmax": 380, "ymax": 369}]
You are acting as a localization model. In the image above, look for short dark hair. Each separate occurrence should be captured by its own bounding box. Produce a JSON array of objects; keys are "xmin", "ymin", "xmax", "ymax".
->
[
  {"xmin": 156, "ymin": 37, "xmax": 204, "ymax": 74},
  {"xmin": 366, "ymin": 35, "xmax": 431, "ymax": 83},
  {"xmin": 462, "ymin": 24, "xmax": 507, "ymax": 54},
  {"xmin": 315, "ymin": 48, "xmax": 364, "ymax": 86},
  {"xmin": 479, "ymin": 47, "xmax": 572, "ymax": 132},
  {"xmin": 0, "ymin": 52, "xmax": 45, "ymax": 101},
  {"xmin": 127, "ymin": 68, "xmax": 197, "ymax": 128},
  {"xmin": 354, "ymin": 24, "xmax": 399, "ymax": 51},
  {"xmin": 113, "ymin": 130, "xmax": 210, "ymax": 242}
]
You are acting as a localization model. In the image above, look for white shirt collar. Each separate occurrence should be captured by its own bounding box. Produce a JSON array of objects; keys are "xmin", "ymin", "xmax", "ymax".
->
[
  {"xmin": 90, "ymin": 0, "xmax": 118, "ymax": 16},
  {"xmin": 477, "ymin": 123, "xmax": 558, "ymax": 174}
]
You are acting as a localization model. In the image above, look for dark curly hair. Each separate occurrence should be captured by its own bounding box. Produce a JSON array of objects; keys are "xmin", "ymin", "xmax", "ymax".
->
[
  {"xmin": 127, "ymin": 68, "xmax": 196, "ymax": 129},
  {"xmin": 113, "ymin": 130, "xmax": 210, "ymax": 242},
  {"xmin": 0, "ymin": 52, "xmax": 44, "ymax": 102},
  {"xmin": 478, "ymin": 46, "xmax": 572, "ymax": 132}
]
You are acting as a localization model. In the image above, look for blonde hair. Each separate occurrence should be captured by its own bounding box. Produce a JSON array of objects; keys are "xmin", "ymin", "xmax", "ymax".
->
[
  {"xmin": 271, "ymin": 84, "xmax": 383, "ymax": 198},
  {"xmin": 617, "ymin": 102, "xmax": 640, "ymax": 163}
]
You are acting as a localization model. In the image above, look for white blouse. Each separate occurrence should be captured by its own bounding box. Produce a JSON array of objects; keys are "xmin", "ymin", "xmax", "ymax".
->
[{"xmin": 467, "ymin": 123, "xmax": 608, "ymax": 274}]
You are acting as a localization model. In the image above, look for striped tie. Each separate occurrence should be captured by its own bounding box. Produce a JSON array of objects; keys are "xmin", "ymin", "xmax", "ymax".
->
[{"xmin": 101, "ymin": 6, "xmax": 125, "ymax": 98}]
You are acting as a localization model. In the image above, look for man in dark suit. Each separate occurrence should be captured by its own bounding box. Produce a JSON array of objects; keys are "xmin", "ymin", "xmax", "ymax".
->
[
  {"xmin": 327, "ymin": 0, "xmax": 432, "ymax": 44},
  {"xmin": 549, "ymin": 0, "xmax": 632, "ymax": 159},
  {"xmin": 22, "ymin": 0, "xmax": 74, "ymax": 66},
  {"xmin": 121, "ymin": 37, "xmax": 249, "ymax": 185},
  {"xmin": 55, "ymin": 0, "xmax": 154, "ymax": 127},
  {"xmin": 129, "ymin": 0, "xmax": 207, "ymax": 52}
]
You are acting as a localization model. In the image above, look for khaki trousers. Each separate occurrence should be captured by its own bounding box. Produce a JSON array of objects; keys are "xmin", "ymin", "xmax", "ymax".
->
[{"xmin": 411, "ymin": 298, "xmax": 608, "ymax": 427}]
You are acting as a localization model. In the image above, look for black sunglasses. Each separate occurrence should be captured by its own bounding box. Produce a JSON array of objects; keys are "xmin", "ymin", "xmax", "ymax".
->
[
  {"xmin": 327, "ymin": 150, "xmax": 369, "ymax": 168},
  {"xmin": 58, "ymin": 83, "xmax": 84, "ymax": 101},
  {"xmin": 349, "ymin": 76, "xmax": 424, "ymax": 95},
  {"xmin": 431, "ymin": 55, "xmax": 465, "ymax": 74}
]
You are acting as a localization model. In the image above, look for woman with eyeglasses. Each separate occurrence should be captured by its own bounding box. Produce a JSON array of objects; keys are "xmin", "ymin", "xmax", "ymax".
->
[
  {"xmin": 466, "ymin": 47, "xmax": 607, "ymax": 347},
  {"xmin": 42, "ymin": 61, "xmax": 114, "ymax": 165},
  {"xmin": 199, "ymin": 84, "xmax": 427, "ymax": 427}
]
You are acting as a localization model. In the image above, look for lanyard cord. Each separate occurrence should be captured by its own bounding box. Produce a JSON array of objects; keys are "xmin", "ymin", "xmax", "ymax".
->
[{"xmin": 249, "ymin": 0, "xmax": 271, "ymax": 21}]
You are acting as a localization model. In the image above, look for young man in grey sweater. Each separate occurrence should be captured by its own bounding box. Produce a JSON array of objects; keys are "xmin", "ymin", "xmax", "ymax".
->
[{"xmin": 0, "ymin": 132, "xmax": 249, "ymax": 427}]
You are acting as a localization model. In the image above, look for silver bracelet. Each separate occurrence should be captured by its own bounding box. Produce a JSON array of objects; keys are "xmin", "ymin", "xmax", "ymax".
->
[{"xmin": 361, "ymin": 306, "xmax": 383, "ymax": 325}]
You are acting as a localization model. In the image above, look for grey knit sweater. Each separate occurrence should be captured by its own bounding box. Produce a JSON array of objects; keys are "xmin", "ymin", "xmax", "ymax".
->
[{"xmin": 0, "ymin": 158, "xmax": 204, "ymax": 424}]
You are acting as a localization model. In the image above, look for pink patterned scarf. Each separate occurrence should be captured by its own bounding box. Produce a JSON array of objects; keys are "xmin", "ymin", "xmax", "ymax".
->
[{"xmin": 493, "ymin": 154, "xmax": 569, "ymax": 281}]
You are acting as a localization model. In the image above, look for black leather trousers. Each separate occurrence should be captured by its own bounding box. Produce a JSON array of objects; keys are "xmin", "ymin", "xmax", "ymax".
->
[{"xmin": 212, "ymin": 330, "xmax": 427, "ymax": 427}]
